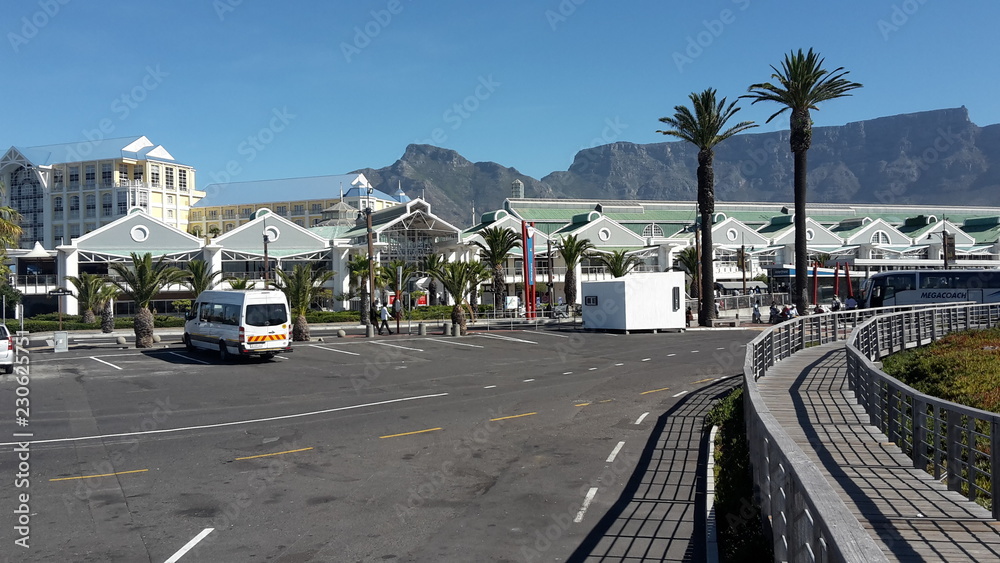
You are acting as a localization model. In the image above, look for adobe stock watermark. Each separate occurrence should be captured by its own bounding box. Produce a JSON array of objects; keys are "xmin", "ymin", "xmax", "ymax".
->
[
  {"xmin": 414, "ymin": 75, "xmax": 500, "ymax": 147},
  {"xmin": 341, "ymin": 0, "xmax": 413, "ymax": 63},
  {"xmin": 10, "ymin": 331, "xmax": 33, "ymax": 550},
  {"xmin": 62, "ymin": 64, "xmax": 169, "ymax": 163},
  {"xmin": 213, "ymin": 0, "xmax": 244, "ymax": 21},
  {"xmin": 874, "ymin": 126, "xmax": 964, "ymax": 205},
  {"xmin": 673, "ymin": 0, "xmax": 751, "ymax": 73},
  {"xmin": 878, "ymin": 0, "xmax": 930, "ymax": 41},
  {"xmin": 8, "ymin": 0, "xmax": 72, "ymax": 53},
  {"xmin": 544, "ymin": 0, "xmax": 587, "ymax": 31},
  {"xmin": 203, "ymin": 107, "xmax": 296, "ymax": 189}
]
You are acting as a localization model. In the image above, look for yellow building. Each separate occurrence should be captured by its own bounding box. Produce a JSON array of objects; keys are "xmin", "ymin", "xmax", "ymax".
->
[
  {"xmin": 189, "ymin": 174, "xmax": 409, "ymax": 236},
  {"xmin": 1, "ymin": 136, "xmax": 202, "ymax": 247}
]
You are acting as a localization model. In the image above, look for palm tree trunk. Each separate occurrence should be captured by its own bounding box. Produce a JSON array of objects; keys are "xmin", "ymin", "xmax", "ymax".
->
[
  {"xmin": 493, "ymin": 265, "xmax": 506, "ymax": 309},
  {"xmin": 564, "ymin": 267, "xmax": 577, "ymax": 306},
  {"xmin": 100, "ymin": 301, "xmax": 114, "ymax": 333},
  {"xmin": 429, "ymin": 279, "xmax": 439, "ymax": 306},
  {"xmin": 82, "ymin": 309, "xmax": 96, "ymax": 324},
  {"xmin": 293, "ymin": 314, "xmax": 310, "ymax": 341},
  {"xmin": 134, "ymin": 307, "xmax": 154, "ymax": 348},
  {"xmin": 791, "ymin": 108, "xmax": 812, "ymax": 313},
  {"xmin": 697, "ymin": 148, "xmax": 716, "ymax": 327},
  {"xmin": 451, "ymin": 304, "xmax": 466, "ymax": 335},
  {"xmin": 360, "ymin": 288, "xmax": 371, "ymax": 325}
]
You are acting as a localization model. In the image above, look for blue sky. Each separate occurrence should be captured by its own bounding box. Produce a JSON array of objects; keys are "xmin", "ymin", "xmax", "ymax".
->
[{"xmin": 4, "ymin": 0, "xmax": 998, "ymax": 185}]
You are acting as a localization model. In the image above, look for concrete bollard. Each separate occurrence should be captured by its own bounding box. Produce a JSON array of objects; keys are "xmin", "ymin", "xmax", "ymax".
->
[
  {"xmin": 453, "ymin": 323, "xmax": 462, "ymax": 337},
  {"xmin": 366, "ymin": 324, "xmax": 375, "ymax": 338},
  {"xmin": 418, "ymin": 323, "xmax": 427, "ymax": 336},
  {"xmin": 337, "ymin": 329, "xmax": 346, "ymax": 338},
  {"xmin": 116, "ymin": 336, "xmax": 126, "ymax": 345},
  {"xmin": 152, "ymin": 334, "xmax": 161, "ymax": 343},
  {"xmin": 442, "ymin": 322, "xmax": 451, "ymax": 335}
]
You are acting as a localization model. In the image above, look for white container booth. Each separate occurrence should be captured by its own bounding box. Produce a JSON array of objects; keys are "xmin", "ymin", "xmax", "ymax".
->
[{"xmin": 581, "ymin": 272, "xmax": 686, "ymax": 333}]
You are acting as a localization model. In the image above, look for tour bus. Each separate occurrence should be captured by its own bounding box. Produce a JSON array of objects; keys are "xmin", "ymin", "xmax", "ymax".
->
[
  {"xmin": 183, "ymin": 289, "xmax": 292, "ymax": 360},
  {"xmin": 861, "ymin": 269, "xmax": 1000, "ymax": 308}
]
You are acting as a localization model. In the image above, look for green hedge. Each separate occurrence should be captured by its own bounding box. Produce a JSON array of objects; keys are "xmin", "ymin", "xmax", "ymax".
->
[
  {"xmin": 304, "ymin": 310, "xmax": 360, "ymax": 323},
  {"xmin": 705, "ymin": 387, "xmax": 773, "ymax": 563},
  {"xmin": 5, "ymin": 315, "xmax": 186, "ymax": 333}
]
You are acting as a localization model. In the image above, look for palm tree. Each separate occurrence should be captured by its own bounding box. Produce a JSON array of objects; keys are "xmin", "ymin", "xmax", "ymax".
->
[
  {"xmin": 595, "ymin": 249, "xmax": 642, "ymax": 278},
  {"xmin": 185, "ymin": 259, "xmax": 224, "ymax": 297},
  {"xmin": 384, "ymin": 259, "xmax": 417, "ymax": 314},
  {"xmin": 429, "ymin": 261, "xmax": 478, "ymax": 334},
  {"xmin": 64, "ymin": 272, "xmax": 106, "ymax": 324},
  {"xmin": 675, "ymin": 246, "xmax": 700, "ymax": 297},
  {"xmin": 472, "ymin": 226, "xmax": 521, "ymax": 310},
  {"xmin": 227, "ymin": 277, "xmax": 256, "ymax": 290},
  {"xmin": 109, "ymin": 253, "xmax": 186, "ymax": 348},
  {"xmin": 658, "ymin": 88, "xmax": 757, "ymax": 326},
  {"xmin": 274, "ymin": 264, "xmax": 335, "ymax": 341},
  {"xmin": 0, "ymin": 181, "xmax": 23, "ymax": 274},
  {"xmin": 421, "ymin": 253, "xmax": 446, "ymax": 306},
  {"xmin": 346, "ymin": 255, "xmax": 378, "ymax": 325},
  {"xmin": 556, "ymin": 233, "xmax": 595, "ymax": 307},
  {"xmin": 743, "ymin": 49, "xmax": 862, "ymax": 312},
  {"xmin": 95, "ymin": 284, "xmax": 120, "ymax": 333},
  {"xmin": 467, "ymin": 260, "xmax": 492, "ymax": 316}
]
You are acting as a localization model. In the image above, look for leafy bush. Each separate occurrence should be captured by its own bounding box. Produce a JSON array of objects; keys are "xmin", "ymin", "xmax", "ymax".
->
[
  {"xmin": 5, "ymin": 314, "xmax": 186, "ymax": 333},
  {"xmin": 706, "ymin": 387, "xmax": 773, "ymax": 563},
  {"xmin": 304, "ymin": 310, "xmax": 360, "ymax": 323}
]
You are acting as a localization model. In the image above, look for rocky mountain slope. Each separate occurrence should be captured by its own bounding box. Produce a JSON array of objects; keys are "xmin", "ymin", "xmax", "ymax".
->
[{"xmin": 354, "ymin": 107, "xmax": 1000, "ymax": 228}]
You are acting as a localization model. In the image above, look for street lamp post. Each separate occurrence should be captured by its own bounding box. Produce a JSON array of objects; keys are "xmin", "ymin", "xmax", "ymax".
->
[
  {"xmin": 927, "ymin": 229, "xmax": 954, "ymax": 269},
  {"xmin": 365, "ymin": 186, "xmax": 377, "ymax": 331}
]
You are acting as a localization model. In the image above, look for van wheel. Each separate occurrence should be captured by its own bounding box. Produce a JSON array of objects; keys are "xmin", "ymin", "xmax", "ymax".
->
[
  {"xmin": 219, "ymin": 341, "xmax": 230, "ymax": 362},
  {"xmin": 184, "ymin": 334, "xmax": 195, "ymax": 352}
]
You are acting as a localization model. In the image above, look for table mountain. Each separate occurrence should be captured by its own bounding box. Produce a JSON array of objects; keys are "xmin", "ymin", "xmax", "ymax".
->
[{"xmin": 354, "ymin": 107, "xmax": 1000, "ymax": 228}]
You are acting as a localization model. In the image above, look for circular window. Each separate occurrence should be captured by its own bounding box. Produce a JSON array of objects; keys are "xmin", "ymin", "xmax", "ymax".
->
[
  {"xmin": 264, "ymin": 225, "xmax": 280, "ymax": 242},
  {"xmin": 805, "ymin": 228, "xmax": 815, "ymax": 241},
  {"xmin": 130, "ymin": 225, "xmax": 150, "ymax": 243},
  {"xmin": 598, "ymin": 227, "xmax": 611, "ymax": 242},
  {"xmin": 727, "ymin": 228, "xmax": 738, "ymax": 241}
]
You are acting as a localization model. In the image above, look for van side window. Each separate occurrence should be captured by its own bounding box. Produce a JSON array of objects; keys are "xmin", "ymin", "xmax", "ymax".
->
[
  {"xmin": 222, "ymin": 304, "xmax": 240, "ymax": 326},
  {"xmin": 199, "ymin": 302, "xmax": 213, "ymax": 322}
]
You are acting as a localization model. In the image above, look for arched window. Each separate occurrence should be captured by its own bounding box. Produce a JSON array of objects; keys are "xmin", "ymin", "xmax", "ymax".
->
[
  {"xmin": 642, "ymin": 224, "xmax": 664, "ymax": 237},
  {"xmin": 69, "ymin": 196, "xmax": 80, "ymax": 219},
  {"xmin": 85, "ymin": 194, "xmax": 96, "ymax": 218},
  {"xmin": 870, "ymin": 230, "xmax": 890, "ymax": 244}
]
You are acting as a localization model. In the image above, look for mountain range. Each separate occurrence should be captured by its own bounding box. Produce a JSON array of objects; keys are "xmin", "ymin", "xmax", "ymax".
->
[{"xmin": 353, "ymin": 107, "xmax": 1000, "ymax": 229}]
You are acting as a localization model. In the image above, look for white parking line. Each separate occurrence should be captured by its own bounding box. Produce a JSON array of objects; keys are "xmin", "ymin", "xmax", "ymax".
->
[
  {"xmin": 477, "ymin": 333, "xmax": 537, "ymax": 345},
  {"xmin": 606, "ymin": 441, "xmax": 625, "ymax": 463},
  {"xmin": 426, "ymin": 338, "xmax": 483, "ymax": 348},
  {"xmin": 164, "ymin": 528, "xmax": 214, "ymax": 563},
  {"xmin": 588, "ymin": 367, "xmax": 597, "ymax": 371},
  {"xmin": 641, "ymin": 358, "xmax": 651, "ymax": 362},
  {"xmin": 523, "ymin": 330, "xmax": 569, "ymax": 338},
  {"xmin": 90, "ymin": 356, "xmax": 123, "ymax": 370},
  {"xmin": 371, "ymin": 341, "xmax": 424, "ymax": 352},
  {"xmin": 574, "ymin": 487, "xmax": 599, "ymax": 523},
  {"xmin": 672, "ymin": 390, "xmax": 690, "ymax": 398},
  {"xmin": 563, "ymin": 372, "xmax": 573, "ymax": 375},
  {"xmin": 667, "ymin": 353, "xmax": 676, "ymax": 357},
  {"xmin": 167, "ymin": 352, "xmax": 211, "ymax": 365},
  {"xmin": 614, "ymin": 363, "xmax": 624, "ymax": 366},
  {"xmin": 523, "ymin": 378, "xmax": 535, "ymax": 382},
  {"xmin": 634, "ymin": 412, "xmax": 649, "ymax": 425},
  {"xmin": 484, "ymin": 385, "xmax": 497, "ymax": 389},
  {"xmin": 308, "ymin": 344, "xmax": 360, "ymax": 356},
  {"xmin": 0, "ymin": 392, "xmax": 450, "ymax": 446}
]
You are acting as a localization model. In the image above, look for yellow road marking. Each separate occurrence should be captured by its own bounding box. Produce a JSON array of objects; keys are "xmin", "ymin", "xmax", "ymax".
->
[
  {"xmin": 490, "ymin": 412, "xmax": 537, "ymax": 422},
  {"xmin": 575, "ymin": 403, "xmax": 591, "ymax": 407},
  {"xmin": 691, "ymin": 378, "xmax": 714, "ymax": 384},
  {"xmin": 641, "ymin": 387, "xmax": 670, "ymax": 395},
  {"xmin": 598, "ymin": 399, "xmax": 614, "ymax": 403},
  {"xmin": 235, "ymin": 447, "xmax": 314, "ymax": 461},
  {"xmin": 49, "ymin": 469, "xmax": 148, "ymax": 482},
  {"xmin": 380, "ymin": 427, "xmax": 442, "ymax": 439}
]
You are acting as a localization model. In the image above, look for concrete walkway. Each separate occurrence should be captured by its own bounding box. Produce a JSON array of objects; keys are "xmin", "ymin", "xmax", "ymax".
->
[{"xmin": 760, "ymin": 343, "xmax": 1000, "ymax": 561}]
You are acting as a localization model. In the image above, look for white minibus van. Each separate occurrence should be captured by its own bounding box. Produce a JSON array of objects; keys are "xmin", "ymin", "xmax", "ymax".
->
[{"xmin": 184, "ymin": 289, "xmax": 292, "ymax": 360}]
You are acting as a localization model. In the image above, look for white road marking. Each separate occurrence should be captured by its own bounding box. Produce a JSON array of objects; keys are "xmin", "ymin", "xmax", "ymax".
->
[
  {"xmin": 90, "ymin": 356, "xmax": 123, "ymax": 370},
  {"xmin": 523, "ymin": 378, "xmax": 535, "ymax": 382},
  {"xmin": 484, "ymin": 385, "xmax": 497, "ymax": 389},
  {"xmin": 641, "ymin": 358, "xmax": 651, "ymax": 362},
  {"xmin": 614, "ymin": 363, "xmax": 624, "ymax": 366},
  {"xmin": 606, "ymin": 441, "xmax": 626, "ymax": 463},
  {"xmin": 478, "ymin": 333, "xmax": 537, "ymax": 345},
  {"xmin": 523, "ymin": 330, "xmax": 569, "ymax": 338},
  {"xmin": 426, "ymin": 337, "xmax": 484, "ymax": 348},
  {"xmin": 574, "ymin": 487, "xmax": 599, "ymax": 523},
  {"xmin": 716, "ymin": 347, "xmax": 725, "ymax": 350},
  {"xmin": 667, "ymin": 353, "xmax": 676, "ymax": 357},
  {"xmin": 371, "ymin": 341, "xmax": 424, "ymax": 352},
  {"xmin": 167, "ymin": 352, "xmax": 210, "ymax": 365},
  {"xmin": 0, "ymin": 393, "xmax": 449, "ymax": 446},
  {"xmin": 634, "ymin": 412, "xmax": 649, "ymax": 425},
  {"xmin": 672, "ymin": 390, "xmax": 690, "ymax": 398},
  {"xmin": 563, "ymin": 372, "xmax": 573, "ymax": 375},
  {"xmin": 691, "ymin": 350, "xmax": 700, "ymax": 353},
  {"xmin": 164, "ymin": 528, "xmax": 214, "ymax": 563},
  {"xmin": 588, "ymin": 367, "xmax": 597, "ymax": 371},
  {"xmin": 308, "ymin": 344, "xmax": 360, "ymax": 356}
]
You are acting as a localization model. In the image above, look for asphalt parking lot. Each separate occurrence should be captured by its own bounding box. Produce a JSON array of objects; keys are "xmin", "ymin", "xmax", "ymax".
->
[{"xmin": 0, "ymin": 325, "xmax": 756, "ymax": 562}]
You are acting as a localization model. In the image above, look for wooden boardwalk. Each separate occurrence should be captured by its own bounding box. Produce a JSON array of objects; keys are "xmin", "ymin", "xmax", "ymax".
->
[{"xmin": 761, "ymin": 342, "xmax": 1000, "ymax": 562}]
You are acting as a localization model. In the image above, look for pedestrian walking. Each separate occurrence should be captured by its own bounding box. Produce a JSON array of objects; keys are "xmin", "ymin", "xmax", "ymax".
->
[
  {"xmin": 378, "ymin": 302, "xmax": 393, "ymax": 335},
  {"xmin": 752, "ymin": 301, "xmax": 762, "ymax": 323}
]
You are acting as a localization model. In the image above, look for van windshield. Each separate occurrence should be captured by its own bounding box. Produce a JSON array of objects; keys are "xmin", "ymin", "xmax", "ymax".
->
[{"xmin": 245, "ymin": 304, "xmax": 287, "ymax": 327}]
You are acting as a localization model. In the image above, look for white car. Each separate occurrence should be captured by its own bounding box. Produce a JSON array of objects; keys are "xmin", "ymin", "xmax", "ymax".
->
[{"xmin": 0, "ymin": 325, "xmax": 15, "ymax": 374}]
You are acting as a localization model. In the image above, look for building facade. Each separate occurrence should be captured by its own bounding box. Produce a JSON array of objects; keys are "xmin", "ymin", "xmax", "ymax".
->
[{"xmin": 0, "ymin": 136, "xmax": 201, "ymax": 248}]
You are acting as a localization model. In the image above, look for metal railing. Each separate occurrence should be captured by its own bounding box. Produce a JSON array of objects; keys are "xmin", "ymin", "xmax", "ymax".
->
[
  {"xmin": 743, "ymin": 304, "xmax": 945, "ymax": 562},
  {"xmin": 844, "ymin": 303, "xmax": 1000, "ymax": 518}
]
